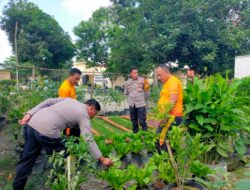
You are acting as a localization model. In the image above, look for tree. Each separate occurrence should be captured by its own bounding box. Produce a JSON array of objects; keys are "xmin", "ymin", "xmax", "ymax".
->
[
  {"xmin": 0, "ymin": 0, "xmax": 75, "ymax": 69},
  {"xmin": 111, "ymin": 0, "xmax": 250, "ymax": 76},
  {"xmin": 74, "ymin": 7, "xmax": 112, "ymax": 67},
  {"xmin": 74, "ymin": 0, "xmax": 250, "ymax": 76}
]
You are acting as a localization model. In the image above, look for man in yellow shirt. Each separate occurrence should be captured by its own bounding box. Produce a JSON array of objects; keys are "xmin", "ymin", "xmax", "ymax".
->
[
  {"xmin": 59, "ymin": 68, "xmax": 82, "ymax": 137},
  {"xmin": 156, "ymin": 64, "xmax": 183, "ymax": 151},
  {"xmin": 58, "ymin": 68, "xmax": 82, "ymax": 99}
]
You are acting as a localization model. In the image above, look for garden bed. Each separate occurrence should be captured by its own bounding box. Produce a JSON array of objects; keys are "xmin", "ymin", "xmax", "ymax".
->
[
  {"xmin": 91, "ymin": 118, "xmax": 124, "ymax": 136},
  {"xmin": 108, "ymin": 116, "xmax": 133, "ymax": 130}
]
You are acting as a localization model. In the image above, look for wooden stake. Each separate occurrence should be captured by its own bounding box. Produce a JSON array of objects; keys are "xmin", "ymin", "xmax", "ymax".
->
[
  {"xmin": 14, "ymin": 22, "xmax": 19, "ymax": 90},
  {"xmin": 67, "ymin": 155, "xmax": 71, "ymax": 190},
  {"xmin": 166, "ymin": 140, "xmax": 182, "ymax": 190}
]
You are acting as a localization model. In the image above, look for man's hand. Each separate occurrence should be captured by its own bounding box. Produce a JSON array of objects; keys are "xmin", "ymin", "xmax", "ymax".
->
[
  {"xmin": 19, "ymin": 113, "xmax": 32, "ymax": 125},
  {"xmin": 99, "ymin": 156, "xmax": 113, "ymax": 167}
]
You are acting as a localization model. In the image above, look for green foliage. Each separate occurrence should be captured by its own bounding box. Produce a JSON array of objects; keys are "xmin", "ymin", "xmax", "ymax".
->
[
  {"xmin": 94, "ymin": 88, "xmax": 125, "ymax": 113},
  {"xmin": 168, "ymin": 127, "xmax": 213, "ymax": 185},
  {"xmin": 235, "ymin": 76, "xmax": 250, "ymax": 107},
  {"xmin": 47, "ymin": 137, "xmax": 95, "ymax": 190},
  {"xmin": 94, "ymin": 136, "xmax": 113, "ymax": 157},
  {"xmin": 99, "ymin": 166, "xmax": 133, "ymax": 190},
  {"xmin": 74, "ymin": 0, "xmax": 250, "ymax": 76},
  {"xmin": 1, "ymin": 79, "xmax": 60, "ymax": 140},
  {"xmin": 1, "ymin": 0, "xmax": 75, "ymax": 68},
  {"xmin": 184, "ymin": 75, "xmax": 249, "ymax": 163},
  {"xmin": 150, "ymin": 152, "xmax": 175, "ymax": 183},
  {"xmin": 235, "ymin": 179, "xmax": 250, "ymax": 190},
  {"xmin": 99, "ymin": 153, "xmax": 156, "ymax": 189},
  {"xmin": 127, "ymin": 162, "xmax": 156, "ymax": 188},
  {"xmin": 190, "ymin": 160, "xmax": 214, "ymax": 178},
  {"xmin": 149, "ymin": 84, "xmax": 162, "ymax": 104},
  {"xmin": 234, "ymin": 76, "xmax": 250, "ymax": 134},
  {"xmin": 74, "ymin": 7, "xmax": 111, "ymax": 66}
]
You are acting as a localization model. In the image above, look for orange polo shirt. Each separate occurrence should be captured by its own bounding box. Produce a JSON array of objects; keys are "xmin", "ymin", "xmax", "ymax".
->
[
  {"xmin": 158, "ymin": 75, "xmax": 183, "ymax": 116},
  {"xmin": 58, "ymin": 80, "xmax": 76, "ymax": 99}
]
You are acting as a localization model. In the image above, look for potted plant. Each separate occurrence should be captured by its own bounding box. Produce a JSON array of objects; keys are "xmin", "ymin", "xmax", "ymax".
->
[{"xmin": 164, "ymin": 126, "xmax": 213, "ymax": 190}]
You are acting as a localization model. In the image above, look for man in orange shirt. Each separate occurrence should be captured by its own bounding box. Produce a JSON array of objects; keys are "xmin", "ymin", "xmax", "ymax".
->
[
  {"xmin": 156, "ymin": 64, "xmax": 183, "ymax": 151},
  {"xmin": 58, "ymin": 68, "xmax": 82, "ymax": 99},
  {"xmin": 59, "ymin": 68, "xmax": 82, "ymax": 137}
]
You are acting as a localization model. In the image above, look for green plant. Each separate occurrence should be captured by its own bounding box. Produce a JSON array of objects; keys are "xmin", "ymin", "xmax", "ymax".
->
[
  {"xmin": 99, "ymin": 166, "xmax": 133, "ymax": 190},
  {"xmin": 95, "ymin": 136, "xmax": 114, "ymax": 157},
  {"xmin": 47, "ymin": 137, "xmax": 96, "ymax": 190},
  {"xmin": 149, "ymin": 84, "xmax": 162, "ymax": 104},
  {"xmin": 127, "ymin": 162, "xmax": 156, "ymax": 188},
  {"xmin": 166, "ymin": 127, "xmax": 213, "ymax": 190},
  {"xmin": 184, "ymin": 75, "xmax": 249, "ymax": 163},
  {"xmin": 150, "ymin": 152, "xmax": 175, "ymax": 183}
]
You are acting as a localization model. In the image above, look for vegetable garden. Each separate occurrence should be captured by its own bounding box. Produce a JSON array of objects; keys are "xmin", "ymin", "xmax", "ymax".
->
[{"xmin": 0, "ymin": 75, "xmax": 250, "ymax": 190}]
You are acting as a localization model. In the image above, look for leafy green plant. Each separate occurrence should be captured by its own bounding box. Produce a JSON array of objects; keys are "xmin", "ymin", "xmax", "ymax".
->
[
  {"xmin": 95, "ymin": 136, "xmax": 114, "ymax": 157},
  {"xmin": 47, "ymin": 137, "xmax": 96, "ymax": 190},
  {"xmin": 184, "ymin": 75, "xmax": 249, "ymax": 163},
  {"xmin": 99, "ymin": 166, "xmax": 133, "ymax": 190},
  {"xmin": 149, "ymin": 84, "xmax": 162, "ymax": 104},
  {"xmin": 150, "ymin": 152, "xmax": 175, "ymax": 183},
  {"xmin": 127, "ymin": 162, "xmax": 156, "ymax": 188},
  {"xmin": 166, "ymin": 127, "xmax": 213, "ymax": 189}
]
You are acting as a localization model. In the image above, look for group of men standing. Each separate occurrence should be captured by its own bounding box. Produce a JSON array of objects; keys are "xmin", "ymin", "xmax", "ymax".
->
[
  {"xmin": 125, "ymin": 65, "xmax": 183, "ymax": 136},
  {"xmin": 13, "ymin": 65, "xmax": 183, "ymax": 190}
]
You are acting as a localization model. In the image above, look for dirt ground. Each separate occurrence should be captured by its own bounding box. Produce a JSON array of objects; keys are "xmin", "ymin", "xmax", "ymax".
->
[{"xmin": 0, "ymin": 123, "xmax": 49, "ymax": 190}]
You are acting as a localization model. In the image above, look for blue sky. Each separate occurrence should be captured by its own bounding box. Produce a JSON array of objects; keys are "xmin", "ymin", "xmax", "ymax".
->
[{"xmin": 0, "ymin": 0, "xmax": 111, "ymax": 63}]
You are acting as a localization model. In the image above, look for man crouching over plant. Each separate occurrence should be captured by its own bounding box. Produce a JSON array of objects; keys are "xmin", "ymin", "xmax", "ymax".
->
[
  {"xmin": 13, "ymin": 98, "xmax": 113, "ymax": 190},
  {"xmin": 155, "ymin": 64, "xmax": 183, "ymax": 152}
]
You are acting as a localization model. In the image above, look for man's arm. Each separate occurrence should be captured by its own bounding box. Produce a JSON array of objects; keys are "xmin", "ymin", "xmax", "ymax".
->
[
  {"xmin": 19, "ymin": 98, "xmax": 65, "ymax": 125},
  {"xmin": 168, "ymin": 82, "xmax": 179, "ymax": 109},
  {"xmin": 169, "ymin": 94, "xmax": 178, "ymax": 106},
  {"xmin": 143, "ymin": 78, "xmax": 150, "ymax": 101},
  {"xmin": 27, "ymin": 98, "xmax": 65, "ymax": 116},
  {"xmin": 124, "ymin": 81, "xmax": 128, "ymax": 95},
  {"xmin": 79, "ymin": 118, "xmax": 113, "ymax": 166}
]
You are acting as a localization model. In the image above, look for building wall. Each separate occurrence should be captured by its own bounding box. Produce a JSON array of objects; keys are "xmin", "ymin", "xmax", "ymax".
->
[
  {"xmin": 235, "ymin": 55, "xmax": 250, "ymax": 78},
  {"xmin": 74, "ymin": 61, "xmax": 125, "ymax": 88},
  {"xmin": 0, "ymin": 70, "xmax": 11, "ymax": 80},
  {"xmin": 111, "ymin": 76, "xmax": 126, "ymax": 88}
]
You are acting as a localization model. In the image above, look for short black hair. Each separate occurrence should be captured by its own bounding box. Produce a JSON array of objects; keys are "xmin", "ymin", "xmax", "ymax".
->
[
  {"xmin": 69, "ymin": 68, "xmax": 82, "ymax": 76},
  {"xmin": 85, "ymin": 99, "xmax": 101, "ymax": 111},
  {"xmin": 130, "ymin": 67, "xmax": 138, "ymax": 73}
]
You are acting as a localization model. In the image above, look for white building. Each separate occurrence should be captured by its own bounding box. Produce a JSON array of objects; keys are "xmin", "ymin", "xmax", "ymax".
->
[{"xmin": 235, "ymin": 55, "xmax": 250, "ymax": 78}]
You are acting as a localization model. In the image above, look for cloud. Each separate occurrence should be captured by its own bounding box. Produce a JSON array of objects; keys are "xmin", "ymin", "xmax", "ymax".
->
[
  {"xmin": 61, "ymin": 0, "xmax": 111, "ymax": 21},
  {"xmin": 0, "ymin": 29, "xmax": 12, "ymax": 63}
]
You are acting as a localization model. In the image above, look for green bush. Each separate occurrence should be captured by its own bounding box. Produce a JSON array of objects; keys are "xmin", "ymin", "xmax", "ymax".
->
[{"xmin": 184, "ymin": 75, "xmax": 249, "ymax": 163}]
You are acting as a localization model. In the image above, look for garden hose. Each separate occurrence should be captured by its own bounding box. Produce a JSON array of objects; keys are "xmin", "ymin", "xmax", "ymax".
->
[{"xmin": 159, "ymin": 115, "xmax": 175, "ymax": 146}]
